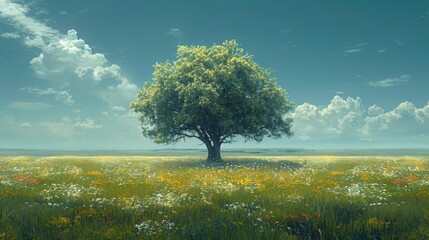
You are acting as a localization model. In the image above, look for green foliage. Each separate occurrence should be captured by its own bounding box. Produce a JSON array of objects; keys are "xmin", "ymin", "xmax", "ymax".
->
[{"xmin": 131, "ymin": 40, "xmax": 294, "ymax": 160}]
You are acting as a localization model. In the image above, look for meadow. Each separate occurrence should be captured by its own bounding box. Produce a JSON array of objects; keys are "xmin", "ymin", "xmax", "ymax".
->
[{"xmin": 0, "ymin": 150, "xmax": 428, "ymax": 239}]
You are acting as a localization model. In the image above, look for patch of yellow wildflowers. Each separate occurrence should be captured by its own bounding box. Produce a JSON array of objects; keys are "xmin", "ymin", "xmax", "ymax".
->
[{"xmin": 87, "ymin": 171, "xmax": 102, "ymax": 176}]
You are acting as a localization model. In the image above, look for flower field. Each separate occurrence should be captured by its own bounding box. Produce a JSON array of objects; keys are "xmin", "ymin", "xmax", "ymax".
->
[{"xmin": 0, "ymin": 153, "xmax": 428, "ymax": 239}]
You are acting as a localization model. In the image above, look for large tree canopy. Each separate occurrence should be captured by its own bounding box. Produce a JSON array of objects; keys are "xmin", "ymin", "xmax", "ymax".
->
[{"xmin": 131, "ymin": 40, "xmax": 294, "ymax": 162}]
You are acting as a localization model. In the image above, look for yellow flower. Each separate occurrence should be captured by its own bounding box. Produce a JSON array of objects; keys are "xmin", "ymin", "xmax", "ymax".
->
[
  {"xmin": 50, "ymin": 217, "xmax": 71, "ymax": 227},
  {"xmin": 87, "ymin": 171, "xmax": 102, "ymax": 176},
  {"xmin": 329, "ymin": 171, "xmax": 345, "ymax": 176},
  {"xmin": 78, "ymin": 207, "xmax": 97, "ymax": 217},
  {"xmin": 360, "ymin": 173, "xmax": 371, "ymax": 181},
  {"xmin": 367, "ymin": 217, "xmax": 389, "ymax": 229},
  {"xmin": 40, "ymin": 169, "xmax": 49, "ymax": 175}
]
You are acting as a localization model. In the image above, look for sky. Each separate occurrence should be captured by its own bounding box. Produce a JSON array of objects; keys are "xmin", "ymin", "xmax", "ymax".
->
[{"xmin": 0, "ymin": 0, "xmax": 428, "ymax": 150}]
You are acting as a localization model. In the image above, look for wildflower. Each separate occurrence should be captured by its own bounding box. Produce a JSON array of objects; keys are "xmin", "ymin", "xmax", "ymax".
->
[
  {"xmin": 300, "ymin": 212, "xmax": 313, "ymax": 220},
  {"xmin": 49, "ymin": 217, "xmax": 71, "ymax": 227},
  {"xmin": 329, "ymin": 171, "xmax": 345, "ymax": 176},
  {"xmin": 407, "ymin": 174, "xmax": 418, "ymax": 183},
  {"xmin": 87, "ymin": 171, "xmax": 102, "ymax": 176},
  {"xmin": 367, "ymin": 217, "xmax": 389, "ymax": 229},
  {"xmin": 14, "ymin": 173, "xmax": 40, "ymax": 185},
  {"xmin": 392, "ymin": 174, "xmax": 418, "ymax": 185},
  {"xmin": 360, "ymin": 173, "xmax": 371, "ymax": 181}
]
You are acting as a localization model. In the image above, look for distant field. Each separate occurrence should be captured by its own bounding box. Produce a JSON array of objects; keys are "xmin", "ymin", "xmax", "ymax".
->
[{"xmin": 0, "ymin": 151, "xmax": 428, "ymax": 239}]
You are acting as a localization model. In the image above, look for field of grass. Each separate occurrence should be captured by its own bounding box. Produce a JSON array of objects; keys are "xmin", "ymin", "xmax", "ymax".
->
[{"xmin": 1, "ymin": 152, "xmax": 428, "ymax": 239}]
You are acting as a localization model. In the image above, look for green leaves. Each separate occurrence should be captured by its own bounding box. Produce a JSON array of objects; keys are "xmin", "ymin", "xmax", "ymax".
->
[{"xmin": 131, "ymin": 40, "xmax": 294, "ymax": 147}]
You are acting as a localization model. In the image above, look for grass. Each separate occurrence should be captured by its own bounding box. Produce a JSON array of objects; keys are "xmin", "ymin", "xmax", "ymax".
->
[{"xmin": 0, "ymin": 154, "xmax": 428, "ymax": 239}]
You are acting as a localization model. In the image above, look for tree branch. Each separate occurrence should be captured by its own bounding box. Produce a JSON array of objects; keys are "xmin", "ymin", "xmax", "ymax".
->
[
  {"xmin": 192, "ymin": 126, "xmax": 208, "ymax": 144},
  {"xmin": 220, "ymin": 136, "xmax": 230, "ymax": 143}
]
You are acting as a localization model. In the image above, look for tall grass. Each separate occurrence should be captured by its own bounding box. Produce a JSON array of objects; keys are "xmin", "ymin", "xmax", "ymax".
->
[{"xmin": 0, "ymin": 155, "xmax": 428, "ymax": 239}]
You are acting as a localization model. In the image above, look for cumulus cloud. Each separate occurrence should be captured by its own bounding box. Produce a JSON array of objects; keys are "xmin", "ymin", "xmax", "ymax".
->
[
  {"xmin": 368, "ymin": 74, "xmax": 411, "ymax": 87},
  {"xmin": 8, "ymin": 101, "xmax": 51, "ymax": 110},
  {"xmin": 30, "ymin": 29, "xmax": 106, "ymax": 81},
  {"xmin": 0, "ymin": 0, "xmax": 145, "ymax": 148},
  {"xmin": 367, "ymin": 105, "xmax": 384, "ymax": 116},
  {"xmin": 0, "ymin": 1, "xmax": 138, "ymax": 107},
  {"xmin": 29, "ymin": 29, "xmax": 138, "ymax": 105},
  {"xmin": 292, "ymin": 96, "xmax": 365, "ymax": 140},
  {"xmin": 363, "ymin": 101, "xmax": 429, "ymax": 137},
  {"xmin": 292, "ymin": 96, "xmax": 429, "ymax": 142}
]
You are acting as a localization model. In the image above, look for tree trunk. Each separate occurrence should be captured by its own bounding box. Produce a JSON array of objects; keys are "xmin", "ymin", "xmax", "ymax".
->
[{"xmin": 206, "ymin": 142, "xmax": 222, "ymax": 162}]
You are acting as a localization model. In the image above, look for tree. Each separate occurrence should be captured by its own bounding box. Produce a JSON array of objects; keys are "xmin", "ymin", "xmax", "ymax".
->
[{"xmin": 131, "ymin": 40, "xmax": 294, "ymax": 162}]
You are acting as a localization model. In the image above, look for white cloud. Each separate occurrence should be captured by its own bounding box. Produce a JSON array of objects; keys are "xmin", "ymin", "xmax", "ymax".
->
[
  {"xmin": 292, "ymin": 96, "xmax": 429, "ymax": 142},
  {"xmin": 394, "ymin": 38, "xmax": 403, "ymax": 45},
  {"xmin": 363, "ymin": 101, "xmax": 429, "ymax": 137},
  {"xmin": 1, "ymin": 31, "xmax": 20, "ymax": 39},
  {"xmin": 0, "ymin": 1, "xmax": 145, "ymax": 148},
  {"xmin": 0, "ymin": 0, "xmax": 58, "ymax": 48},
  {"xmin": 279, "ymin": 29, "xmax": 290, "ymax": 35},
  {"xmin": 73, "ymin": 118, "xmax": 102, "ymax": 129},
  {"xmin": 39, "ymin": 116, "xmax": 102, "ymax": 138},
  {"xmin": 18, "ymin": 122, "xmax": 32, "ymax": 128},
  {"xmin": 39, "ymin": 117, "xmax": 74, "ymax": 138},
  {"xmin": 367, "ymin": 105, "xmax": 384, "ymax": 116},
  {"xmin": 416, "ymin": 103, "xmax": 429, "ymax": 123},
  {"xmin": 356, "ymin": 42, "xmax": 370, "ymax": 47},
  {"xmin": 343, "ymin": 42, "xmax": 370, "ymax": 55},
  {"xmin": 102, "ymin": 107, "xmax": 136, "ymax": 119},
  {"xmin": 20, "ymin": 87, "xmax": 74, "ymax": 106},
  {"xmin": 166, "ymin": 28, "xmax": 184, "ymax": 39},
  {"xmin": 343, "ymin": 48, "xmax": 361, "ymax": 54},
  {"xmin": 9, "ymin": 101, "xmax": 51, "ymax": 110},
  {"xmin": 377, "ymin": 49, "xmax": 386, "ymax": 53},
  {"xmin": 99, "ymin": 78, "xmax": 139, "ymax": 106},
  {"xmin": 111, "ymin": 106, "xmax": 126, "ymax": 112},
  {"xmin": 368, "ymin": 74, "xmax": 411, "ymax": 87},
  {"xmin": 292, "ymin": 96, "xmax": 365, "ymax": 140},
  {"xmin": 30, "ymin": 29, "xmax": 107, "ymax": 82},
  {"xmin": 29, "ymin": 29, "xmax": 138, "ymax": 106},
  {"xmin": 21, "ymin": 87, "xmax": 56, "ymax": 95},
  {"xmin": 56, "ymin": 91, "xmax": 74, "ymax": 106},
  {"xmin": 1, "ymin": 1, "xmax": 138, "ymax": 107}
]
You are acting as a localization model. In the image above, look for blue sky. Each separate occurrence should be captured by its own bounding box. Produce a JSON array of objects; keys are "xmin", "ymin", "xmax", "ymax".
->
[{"xmin": 1, "ymin": 0, "xmax": 428, "ymax": 150}]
